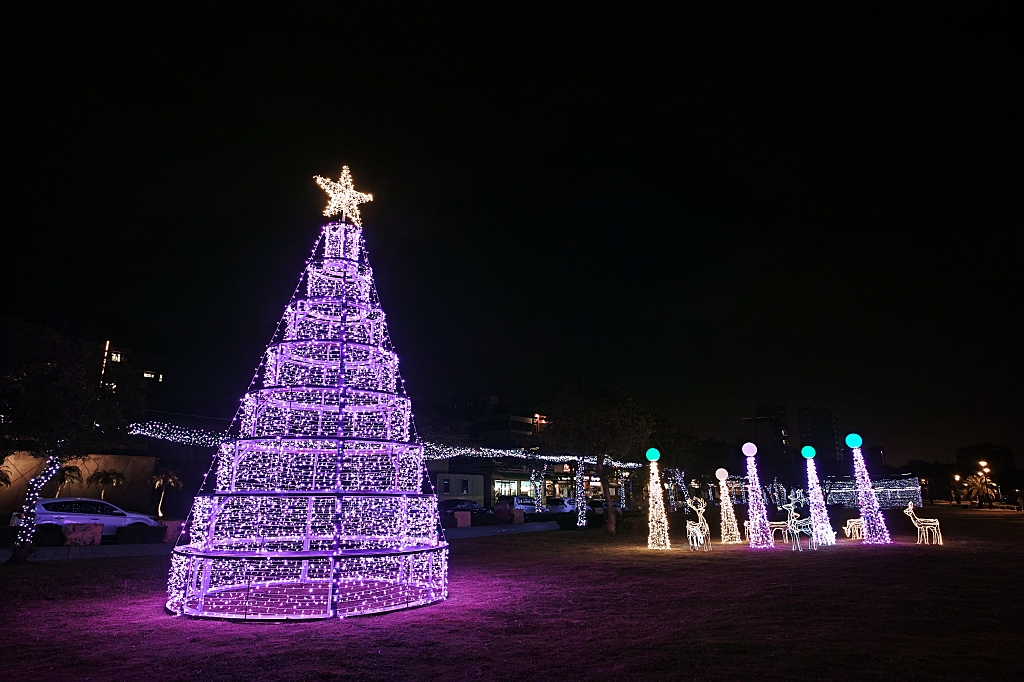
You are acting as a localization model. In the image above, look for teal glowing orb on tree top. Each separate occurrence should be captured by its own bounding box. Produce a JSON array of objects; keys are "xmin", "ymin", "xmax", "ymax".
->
[
  {"xmin": 845, "ymin": 433, "xmax": 863, "ymax": 449},
  {"xmin": 645, "ymin": 448, "xmax": 661, "ymax": 462},
  {"xmin": 801, "ymin": 445, "xmax": 816, "ymax": 459}
]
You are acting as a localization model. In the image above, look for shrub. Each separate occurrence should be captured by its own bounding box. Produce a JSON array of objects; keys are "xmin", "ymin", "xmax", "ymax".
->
[
  {"xmin": 115, "ymin": 524, "xmax": 166, "ymax": 544},
  {"xmin": 0, "ymin": 526, "xmax": 19, "ymax": 548},
  {"xmin": 471, "ymin": 512, "xmax": 498, "ymax": 526},
  {"xmin": 554, "ymin": 513, "xmax": 583, "ymax": 531},
  {"xmin": 34, "ymin": 524, "xmax": 66, "ymax": 547},
  {"xmin": 617, "ymin": 515, "xmax": 648, "ymax": 535}
]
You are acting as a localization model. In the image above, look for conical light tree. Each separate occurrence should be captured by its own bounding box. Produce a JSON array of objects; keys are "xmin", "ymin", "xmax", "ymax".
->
[
  {"xmin": 801, "ymin": 446, "xmax": 836, "ymax": 546},
  {"xmin": 646, "ymin": 448, "xmax": 670, "ymax": 550},
  {"xmin": 166, "ymin": 168, "xmax": 448, "ymax": 619},
  {"xmin": 847, "ymin": 433, "xmax": 891, "ymax": 545},
  {"xmin": 743, "ymin": 443, "xmax": 774, "ymax": 548},
  {"xmin": 715, "ymin": 468, "xmax": 743, "ymax": 544}
]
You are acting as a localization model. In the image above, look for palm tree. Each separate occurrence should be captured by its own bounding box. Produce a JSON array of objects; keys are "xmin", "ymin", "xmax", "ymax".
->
[
  {"xmin": 86, "ymin": 469, "xmax": 126, "ymax": 500},
  {"xmin": 961, "ymin": 474, "xmax": 998, "ymax": 508},
  {"xmin": 150, "ymin": 467, "xmax": 182, "ymax": 518},
  {"xmin": 53, "ymin": 465, "xmax": 83, "ymax": 497}
]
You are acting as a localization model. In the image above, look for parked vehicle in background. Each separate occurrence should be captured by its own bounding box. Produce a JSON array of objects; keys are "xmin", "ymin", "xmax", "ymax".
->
[
  {"xmin": 10, "ymin": 498, "xmax": 160, "ymax": 536},
  {"xmin": 493, "ymin": 495, "xmax": 538, "ymax": 520},
  {"xmin": 545, "ymin": 497, "xmax": 578, "ymax": 514},
  {"xmin": 438, "ymin": 499, "xmax": 492, "ymax": 518}
]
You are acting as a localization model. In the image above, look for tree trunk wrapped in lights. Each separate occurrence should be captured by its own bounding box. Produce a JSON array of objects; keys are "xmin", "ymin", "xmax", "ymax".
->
[
  {"xmin": 166, "ymin": 169, "xmax": 447, "ymax": 620},
  {"xmin": 846, "ymin": 433, "xmax": 891, "ymax": 545}
]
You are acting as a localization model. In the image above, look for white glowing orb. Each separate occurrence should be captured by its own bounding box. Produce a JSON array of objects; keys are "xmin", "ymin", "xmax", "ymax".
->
[
  {"xmin": 715, "ymin": 468, "xmax": 729, "ymax": 481},
  {"xmin": 742, "ymin": 442, "xmax": 757, "ymax": 457}
]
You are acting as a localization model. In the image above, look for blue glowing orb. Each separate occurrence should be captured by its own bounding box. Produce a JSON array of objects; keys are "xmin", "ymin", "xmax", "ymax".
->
[
  {"xmin": 801, "ymin": 445, "xmax": 816, "ymax": 459},
  {"xmin": 645, "ymin": 448, "xmax": 661, "ymax": 462},
  {"xmin": 845, "ymin": 433, "xmax": 863, "ymax": 449}
]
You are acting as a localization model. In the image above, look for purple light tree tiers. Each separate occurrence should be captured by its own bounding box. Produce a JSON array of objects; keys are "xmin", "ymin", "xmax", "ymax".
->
[
  {"xmin": 166, "ymin": 177, "xmax": 447, "ymax": 620},
  {"xmin": 742, "ymin": 443, "xmax": 773, "ymax": 548},
  {"xmin": 848, "ymin": 433, "xmax": 892, "ymax": 545}
]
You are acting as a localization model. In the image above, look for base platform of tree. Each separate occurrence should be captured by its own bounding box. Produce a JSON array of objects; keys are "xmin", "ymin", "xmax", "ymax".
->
[{"xmin": 1, "ymin": 505, "xmax": 1020, "ymax": 681}]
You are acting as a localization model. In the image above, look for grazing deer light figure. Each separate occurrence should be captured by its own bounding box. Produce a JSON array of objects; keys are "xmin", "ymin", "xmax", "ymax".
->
[
  {"xmin": 686, "ymin": 498, "xmax": 711, "ymax": 551},
  {"xmin": 743, "ymin": 520, "xmax": 790, "ymax": 543},
  {"xmin": 780, "ymin": 490, "xmax": 816, "ymax": 551},
  {"xmin": 903, "ymin": 502, "xmax": 942, "ymax": 545},
  {"xmin": 843, "ymin": 517, "xmax": 865, "ymax": 540}
]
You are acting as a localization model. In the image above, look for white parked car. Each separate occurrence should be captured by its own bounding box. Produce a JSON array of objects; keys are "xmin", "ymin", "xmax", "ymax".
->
[
  {"xmin": 545, "ymin": 497, "xmax": 578, "ymax": 514},
  {"xmin": 10, "ymin": 498, "xmax": 161, "ymax": 536}
]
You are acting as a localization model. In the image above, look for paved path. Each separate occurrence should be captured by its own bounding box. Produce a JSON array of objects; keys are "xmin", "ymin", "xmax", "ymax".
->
[
  {"xmin": 0, "ymin": 543, "xmax": 174, "ymax": 562},
  {"xmin": 0, "ymin": 522, "xmax": 560, "ymax": 562}
]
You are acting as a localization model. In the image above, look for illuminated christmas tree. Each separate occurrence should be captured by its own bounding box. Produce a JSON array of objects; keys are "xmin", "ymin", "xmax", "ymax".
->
[
  {"xmin": 715, "ymin": 468, "xmax": 743, "ymax": 544},
  {"xmin": 646, "ymin": 448, "xmax": 670, "ymax": 550},
  {"xmin": 743, "ymin": 442, "xmax": 774, "ymax": 548},
  {"xmin": 166, "ymin": 168, "xmax": 448, "ymax": 619},
  {"xmin": 847, "ymin": 433, "xmax": 892, "ymax": 545},
  {"xmin": 801, "ymin": 446, "xmax": 836, "ymax": 546}
]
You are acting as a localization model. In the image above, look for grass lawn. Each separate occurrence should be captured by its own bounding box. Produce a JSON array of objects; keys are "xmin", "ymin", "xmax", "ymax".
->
[{"xmin": 1, "ymin": 506, "xmax": 1021, "ymax": 681}]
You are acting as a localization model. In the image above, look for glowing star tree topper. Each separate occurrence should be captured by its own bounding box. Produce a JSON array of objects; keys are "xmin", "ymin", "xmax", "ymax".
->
[
  {"xmin": 846, "ymin": 433, "xmax": 892, "ymax": 545},
  {"xmin": 716, "ymin": 468, "xmax": 743, "ymax": 544},
  {"xmin": 742, "ymin": 442, "xmax": 774, "ymax": 548},
  {"xmin": 646, "ymin": 448, "xmax": 670, "ymax": 550},
  {"xmin": 314, "ymin": 165, "xmax": 373, "ymax": 226},
  {"xmin": 801, "ymin": 446, "xmax": 836, "ymax": 546}
]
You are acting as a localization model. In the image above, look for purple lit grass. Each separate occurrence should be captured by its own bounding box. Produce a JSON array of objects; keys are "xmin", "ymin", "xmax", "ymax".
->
[{"xmin": 1, "ymin": 507, "xmax": 1020, "ymax": 682}]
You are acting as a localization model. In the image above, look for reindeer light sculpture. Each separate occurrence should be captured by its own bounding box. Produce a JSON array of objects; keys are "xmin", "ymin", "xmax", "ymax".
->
[
  {"xmin": 686, "ymin": 497, "xmax": 711, "ymax": 551},
  {"xmin": 903, "ymin": 502, "xmax": 942, "ymax": 545},
  {"xmin": 780, "ymin": 490, "xmax": 816, "ymax": 551},
  {"xmin": 843, "ymin": 517, "xmax": 865, "ymax": 540}
]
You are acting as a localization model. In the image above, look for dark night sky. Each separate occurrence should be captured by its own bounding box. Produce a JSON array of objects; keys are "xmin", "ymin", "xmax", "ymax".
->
[{"xmin": 3, "ymin": 6, "xmax": 1020, "ymax": 465}]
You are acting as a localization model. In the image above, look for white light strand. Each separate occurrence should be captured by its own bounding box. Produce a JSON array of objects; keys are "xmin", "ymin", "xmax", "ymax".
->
[
  {"xmin": 825, "ymin": 476, "xmax": 923, "ymax": 509},
  {"xmin": 647, "ymin": 461, "xmax": 670, "ymax": 550}
]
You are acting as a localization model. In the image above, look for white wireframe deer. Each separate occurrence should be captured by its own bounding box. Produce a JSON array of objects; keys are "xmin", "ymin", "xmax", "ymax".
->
[
  {"xmin": 843, "ymin": 517, "xmax": 865, "ymax": 540},
  {"xmin": 686, "ymin": 498, "xmax": 711, "ymax": 551},
  {"xmin": 780, "ymin": 490, "xmax": 816, "ymax": 551},
  {"xmin": 903, "ymin": 502, "xmax": 942, "ymax": 545}
]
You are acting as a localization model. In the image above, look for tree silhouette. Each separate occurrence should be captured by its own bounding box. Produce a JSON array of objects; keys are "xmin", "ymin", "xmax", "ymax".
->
[
  {"xmin": 86, "ymin": 469, "xmax": 126, "ymax": 500},
  {"xmin": 53, "ymin": 465, "xmax": 83, "ymax": 497},
  {"xmin": 150, "ymin": 467, "xmax": 182, "ymax": 517},
  {"xmin": 961, "ymin": 474, "xmax": 997, "ymax": 508}
]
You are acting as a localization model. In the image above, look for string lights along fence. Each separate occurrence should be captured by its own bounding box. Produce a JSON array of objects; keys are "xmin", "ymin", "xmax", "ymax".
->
[
  {"xmin": 166, "ymin": 170, "xmax": 447, "ymax": 620},
  {"xmin": 825, "ymin": 477, "xmax": 923, "ymax": 509}
]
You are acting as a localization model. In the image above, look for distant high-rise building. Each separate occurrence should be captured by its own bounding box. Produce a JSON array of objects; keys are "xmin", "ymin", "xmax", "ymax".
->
[
  {"xmin": 738, "ymin": 403, "xmax": 799, "ymax": 484},
  {"xmin": 955, "ymin": 443, "xmax": 1016, "ymax": 480},
  {"xmin": 798, "ymin": 407, "xmax": 844, "ymax": 475}
]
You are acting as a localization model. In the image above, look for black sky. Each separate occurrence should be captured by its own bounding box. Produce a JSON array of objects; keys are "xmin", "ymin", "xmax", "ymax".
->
[{"xmin": 3, "ymin": 6, "xmax": 1020, "ymax": 465}]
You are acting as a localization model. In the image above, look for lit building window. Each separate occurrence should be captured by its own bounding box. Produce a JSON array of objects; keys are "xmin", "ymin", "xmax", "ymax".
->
[
  {"xmin": 110, "ymin": 352, "xmax": 122, "ymax": 362},
  {"xmin": 143, "ymin": 371, "xmax": 156, "ymax": 379},
  {"xmin": 461, "ymin": 479, "xmax": 469, "ymax": 495},
  {"xmin": 443, "ymin": 478, "xmax": 450, "ymax": 494}
]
